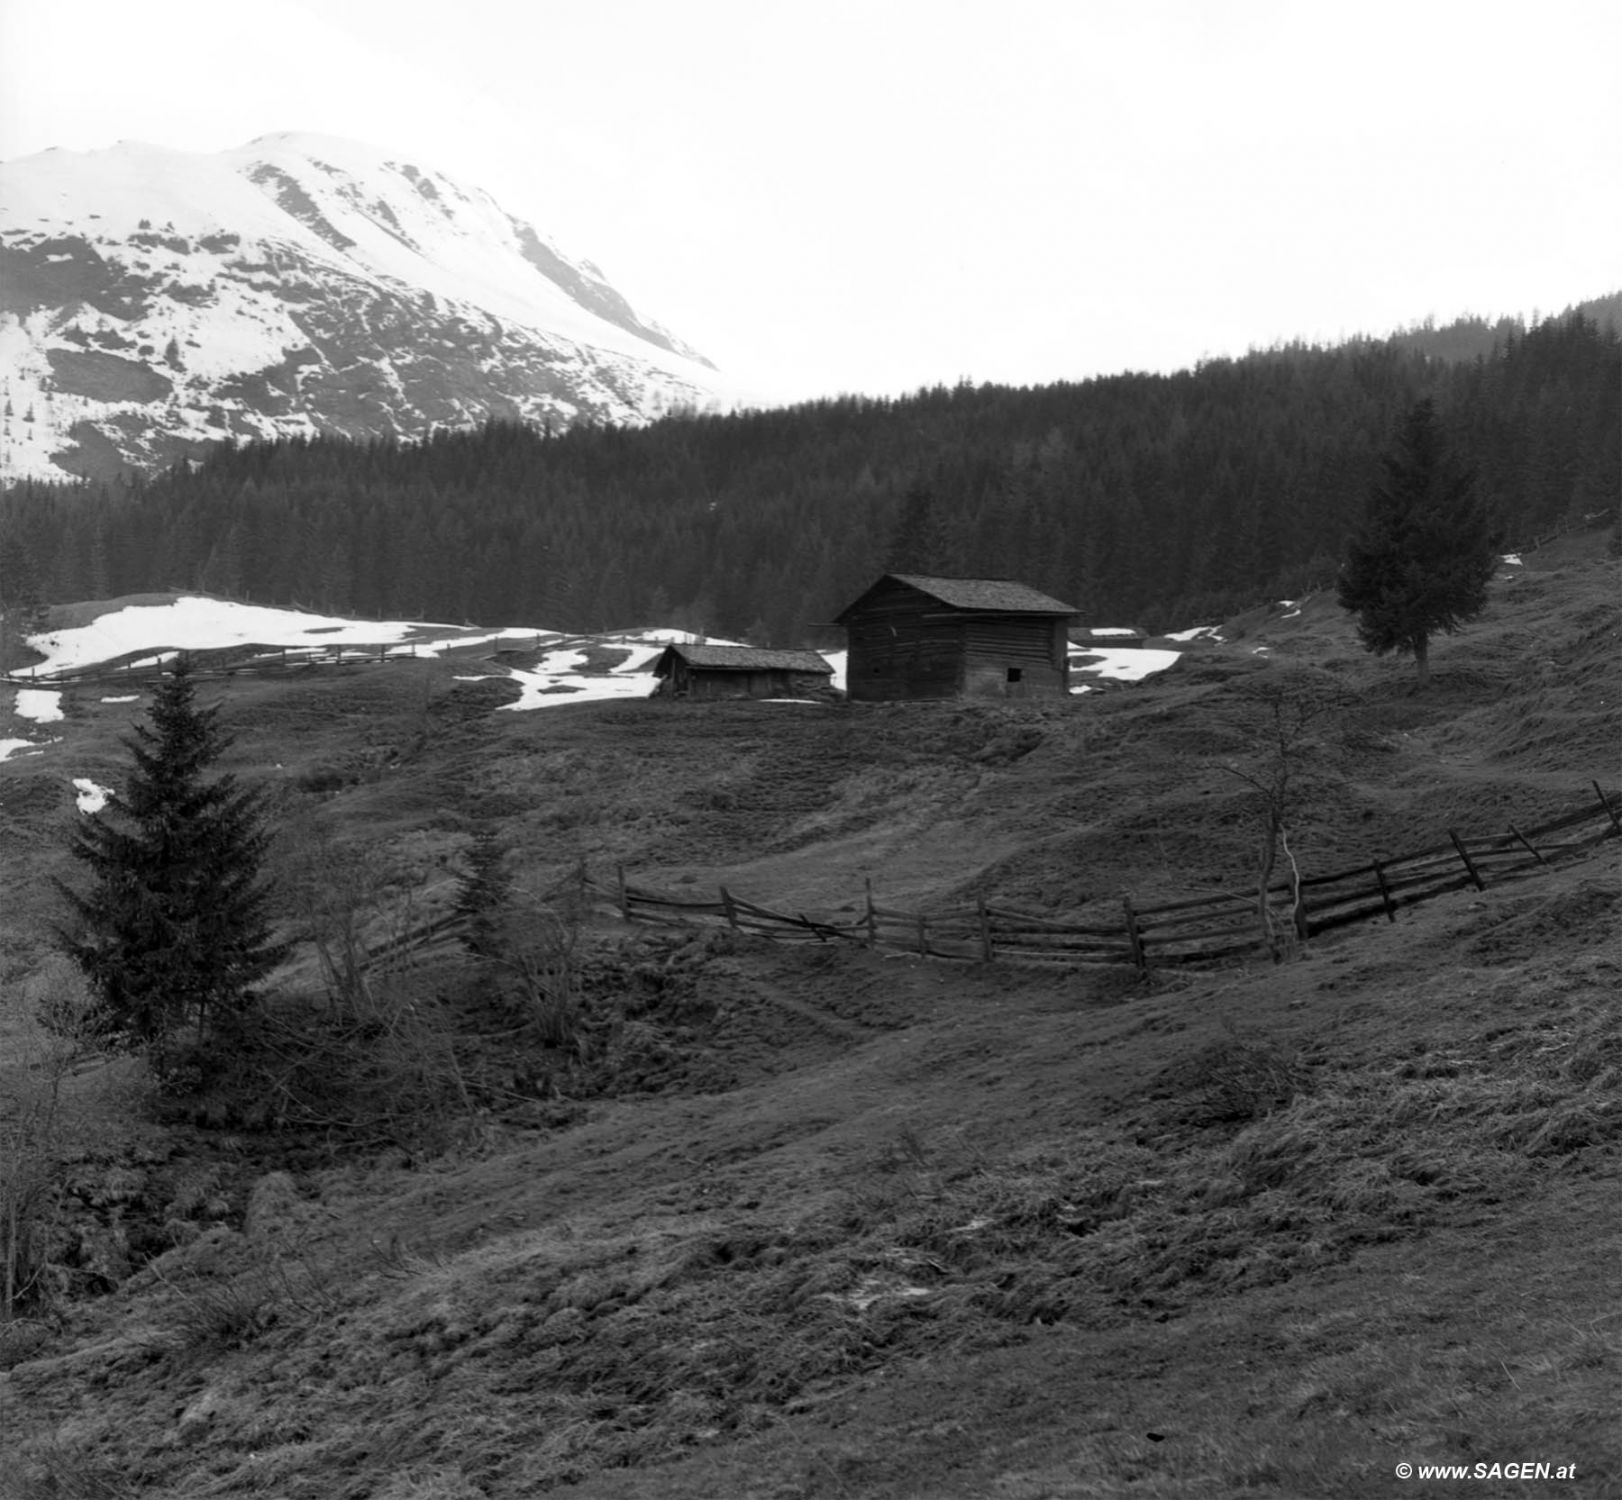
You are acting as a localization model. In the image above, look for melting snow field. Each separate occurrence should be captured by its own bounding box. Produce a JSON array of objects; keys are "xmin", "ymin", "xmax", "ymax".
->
[
  {"xmin": 5, "ymin": 596, "xmax": 1186, "ymax": 756},
  {"xmin": 1067, "ymin": 646, "xmax": 1184, "ymax": 688},
  {"xmin": 26, "ymin": 597, "xmax": 463, "ymax": 676}
]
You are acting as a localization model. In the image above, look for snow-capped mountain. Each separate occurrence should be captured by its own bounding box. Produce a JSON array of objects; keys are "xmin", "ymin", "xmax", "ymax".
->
[{"xmin": 0, "ymin": 133, "xmax": 729, "ymax": 482}]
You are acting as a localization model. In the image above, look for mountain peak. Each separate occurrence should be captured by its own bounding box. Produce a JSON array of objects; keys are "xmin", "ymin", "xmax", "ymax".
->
[{"xmin": 0, "ymin": 133, "xmax": 726, "ymax": 482}]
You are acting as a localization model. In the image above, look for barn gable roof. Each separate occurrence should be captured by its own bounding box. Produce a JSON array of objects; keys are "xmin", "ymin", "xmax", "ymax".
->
[
  {"xmin": 653, "ymin": 643, "xmax": 834, "ymax": 675},
  {"xmin": 835, "ymin": 574, "xmax": 1078, "ymax": 622}
]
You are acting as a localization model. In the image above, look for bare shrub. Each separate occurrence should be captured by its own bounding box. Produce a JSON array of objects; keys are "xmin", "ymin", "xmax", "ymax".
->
[
  {"xmin": 1219, "ymin": 668, "xmax": 1353, "ymax": 959},
  {"xmin": 278, "ymin": 813, "xmax": 414, "ymax": 1021},
  {"xmin": 498, "ymin": 905, "xmax": 584, "ymax": 1049},
  {"xmin": 467, "ymin": 869, "xmax": 588, "ymax": 1052},
  {"xmin": 1, "ymin": 960, "xmax": 96, "ymax": 1319}
]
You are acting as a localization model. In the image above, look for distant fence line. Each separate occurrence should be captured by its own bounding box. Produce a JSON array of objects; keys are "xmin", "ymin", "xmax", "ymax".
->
[
  {"xmin": 0, "ymin": 627, "xmax": 661, "ymax": 691},
  {"xmin": 589, "ymin": 783, "xmax": 1620, "ymax": 972},
  {"xmin": 1, "ymin": 640, "xmax": 432, "ymax": 689},
  {"xmin": 1502, "ymin": 507, "xmax": 1616, "ymax": 558}
]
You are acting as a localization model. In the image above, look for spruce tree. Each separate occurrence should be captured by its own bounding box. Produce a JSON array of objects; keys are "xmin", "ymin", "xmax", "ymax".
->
[
  {"xmin": 883, "ymin": 482, "xmax": 946, "ymax": 574},
  {"xmin": 1337, "ymin": 398, "xmax": 1497, "ymax": 687},
  {"xmin": 54, "ymin": 656, "xmax": 286, "ymax": 1068}
]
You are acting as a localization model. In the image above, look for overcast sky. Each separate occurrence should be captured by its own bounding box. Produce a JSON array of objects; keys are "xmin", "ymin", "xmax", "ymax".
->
[{"xmin": 2, "ymin": 0, "xmax": 1617, "ymax": 402}]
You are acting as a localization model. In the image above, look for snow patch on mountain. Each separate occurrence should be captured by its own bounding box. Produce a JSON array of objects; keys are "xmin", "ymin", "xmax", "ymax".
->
[{"xmin": 0, "ymin": 133, "xmax": 731, "ymax": 482}]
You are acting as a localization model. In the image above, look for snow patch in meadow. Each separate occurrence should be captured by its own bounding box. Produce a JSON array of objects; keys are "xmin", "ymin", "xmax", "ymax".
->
[
  {"xmin": 495, "ymin": 630, "xmax": 750, "ymax": 712},
  {"xmin": 21, "ymin": 600, "xmax": 774, "ymax": 715},
  {"xmin": 0, "ymin": 738, "xmax": 39, "ymax": 762},
  {"xmin": 28, "ymin": 597, "xmax": 443, "ymax": 674},
  {"xmin": 1070, "ymin": 648, "xmax": 1183, "ymax": 683},
  {"xmin": 73, "ymin": 778, "xmax": 113, "ymax": 813},
  {"xmin": 27, "ymin": 599, "xmax": 1196, "ymax": 710},
  {"xmin": 501, "ymin": 660, "xmax": 656, "ymax": 711},
  {"xmin": 15, "ymin": 689, "xmax": 63, "ymax": 723}
]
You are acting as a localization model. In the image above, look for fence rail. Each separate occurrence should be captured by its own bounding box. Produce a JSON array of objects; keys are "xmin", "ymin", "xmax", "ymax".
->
[
  {"xmin": 588, "ymin": 782, "xmax": 1619, "ymax": 972},
  {"xmin": 2, "ymin": 639, "xmax": 431, "ymax": 689}
]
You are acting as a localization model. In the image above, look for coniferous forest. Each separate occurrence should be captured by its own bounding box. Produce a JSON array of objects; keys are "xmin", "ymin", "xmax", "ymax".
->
[{"xmin": 2, "ymin": 309, "xmax": 1616, "ymax": 644}]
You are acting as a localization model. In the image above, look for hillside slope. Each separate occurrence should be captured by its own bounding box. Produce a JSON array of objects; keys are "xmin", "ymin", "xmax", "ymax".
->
[{"xmin": 0, "ymin": 531, "xmax": 1617, "ymax": 1499}]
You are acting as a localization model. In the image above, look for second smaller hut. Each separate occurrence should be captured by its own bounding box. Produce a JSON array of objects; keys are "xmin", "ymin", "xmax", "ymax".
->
[{"xmin": 651, "ymin": 643, "xmax": 836, "ymax": 701}]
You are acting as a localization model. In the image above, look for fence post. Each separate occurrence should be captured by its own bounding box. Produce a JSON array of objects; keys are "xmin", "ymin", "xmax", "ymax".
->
[
  {"xmin": 976, "ymin": 890, "xmax": 994, "ymax": 963},
  {"xmin": 1595, "ymin": 782, "xmax": 1622, "ymax": 837},
  {"xmin": 616, "ymin": 864, "xmax": 631, "ymax": 923},
  {"xmin": 1372, "ymin": 861, "xmax": 1397, "ymax": 922},
  {"xmin": 1448, "ymin": 829, "xmax": 1486, "ymax": 892},
  {"xmin": 1122, "ymin": 895, "xmax": 1146, "ymax": 971},
  {"xmin": 720, "ymin": 886, "xmax": 739, "ymax": 930},
  {"xmin": 864, "ymin": 877, "xmax": 878, "ymax": 947},
  {"xmin": 1507, "ymin": 824, "xmax": 1547, "ymax": 868}
]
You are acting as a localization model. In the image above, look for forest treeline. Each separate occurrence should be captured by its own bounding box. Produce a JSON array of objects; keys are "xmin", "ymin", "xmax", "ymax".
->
[{"xmin": 2, "ymin": 309, "xmax": 1617, "ymax": 645}]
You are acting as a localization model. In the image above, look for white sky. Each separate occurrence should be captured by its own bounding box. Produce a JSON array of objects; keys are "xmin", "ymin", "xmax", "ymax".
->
[{"xmin": 1, "ymin": 0, "xmax": 1618, "ymax": 401}]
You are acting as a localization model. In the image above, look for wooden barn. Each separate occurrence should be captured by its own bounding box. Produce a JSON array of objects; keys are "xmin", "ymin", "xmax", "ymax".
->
[
  {"xmin": 834, "ymin": 574, "xmax": 1078, "ymax": 701},
  {"xmin": 650, "ymin": 643, "xmax": 836, "ymax": 701}
]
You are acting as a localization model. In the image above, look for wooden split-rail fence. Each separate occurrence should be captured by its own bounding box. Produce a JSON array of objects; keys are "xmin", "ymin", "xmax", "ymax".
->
[
  {"xmin": 1, "ymin": 639, "xmax": 438, "ymax": 690},
  {"xmin": 2, "ymin": 626, "xmax": 652, "ymax": 691},
  {"xmin": 589, "ymin": 783, "xmax": 1620, "ymax": 972}
]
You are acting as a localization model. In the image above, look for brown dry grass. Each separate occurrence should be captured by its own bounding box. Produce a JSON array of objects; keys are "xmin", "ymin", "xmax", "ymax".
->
[{"xmin": 1, "ymin": 535, "xmax": 1617, "ymax": 1499}]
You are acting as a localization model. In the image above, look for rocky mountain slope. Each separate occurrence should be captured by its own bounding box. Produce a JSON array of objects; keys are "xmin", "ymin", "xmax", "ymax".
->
[{"xmin": 0, "ymin": 133, "xmax": 727, "ymax": 482}]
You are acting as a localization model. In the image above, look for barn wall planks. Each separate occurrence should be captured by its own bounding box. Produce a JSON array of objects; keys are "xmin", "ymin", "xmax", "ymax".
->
[{"xmin": 843, "ymin": 579, "xmax": 1071, "ymax": 701}]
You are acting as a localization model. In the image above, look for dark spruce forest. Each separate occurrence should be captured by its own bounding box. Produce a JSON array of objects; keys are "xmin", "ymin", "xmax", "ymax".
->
[{"xmin": 3, "ymin": 306, "xmax": 1617, "ymax": 643}]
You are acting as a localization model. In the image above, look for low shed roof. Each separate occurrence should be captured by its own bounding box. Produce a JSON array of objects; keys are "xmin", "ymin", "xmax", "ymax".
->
[
  {"xmin": 835, "ymin": 574, "xmax": 1078, "ymax": 621},
  {"xmin": 654, "ymin": 644, "xmax": 833, "ymax": 675}
]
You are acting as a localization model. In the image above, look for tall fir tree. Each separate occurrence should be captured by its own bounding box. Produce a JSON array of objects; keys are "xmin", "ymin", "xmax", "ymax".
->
[
  {"xmin": 54, "ymin": 656, "xmax": 286, "ymax": 1068},
  {"xmin": 1337, "ymin": 398, "xmax": 1497, "ymax": 687},
  {"xmin": 883, "ymin": 482, "xmax": 946, "ymax": 574}
]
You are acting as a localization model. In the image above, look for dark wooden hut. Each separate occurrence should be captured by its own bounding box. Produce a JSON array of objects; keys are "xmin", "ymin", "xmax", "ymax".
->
[
  {"xmin": 651, "ymin": 643, "xmax": 835, "ymax": 701},
  {"xmin": 834, "ymin": 574, "xmax": 1077, "ymax": 701}
]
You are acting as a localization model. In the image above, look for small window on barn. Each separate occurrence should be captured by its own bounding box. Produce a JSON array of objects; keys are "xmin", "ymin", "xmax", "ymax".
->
[{"xmin": 1006, "ymin": 667, "xmax": 1023, "ymax": 683}]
